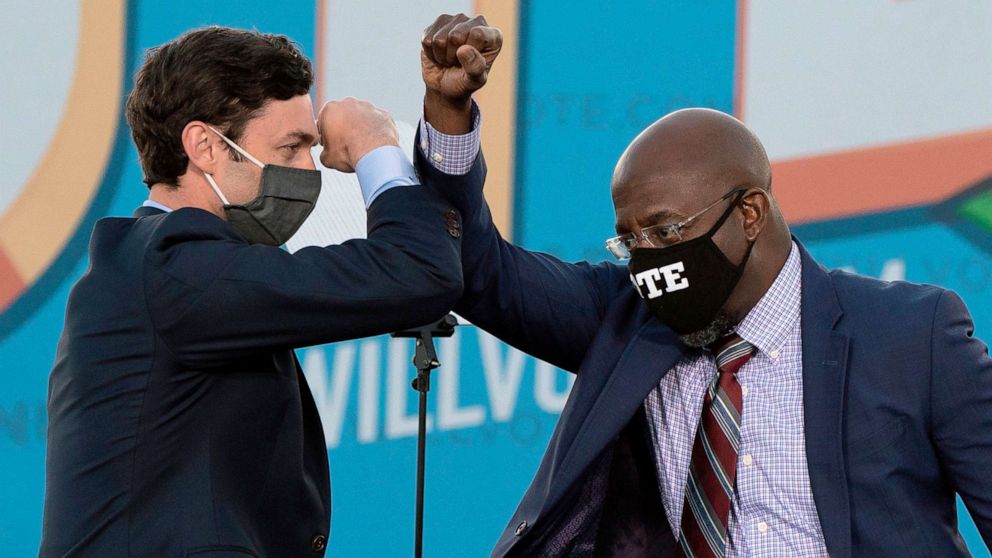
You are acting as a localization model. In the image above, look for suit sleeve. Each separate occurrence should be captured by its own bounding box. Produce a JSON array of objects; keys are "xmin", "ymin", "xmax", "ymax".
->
[
  {"xmin": 415, "ymin": 137, "xmax": 629, "ymax": 373},
  {"xmin": 930, "ymin": 290, "xmax": 992, "ymax": 545},
  {"xmin": 144, "ymin": 185, "xmax": 462, "ymax": 369}
]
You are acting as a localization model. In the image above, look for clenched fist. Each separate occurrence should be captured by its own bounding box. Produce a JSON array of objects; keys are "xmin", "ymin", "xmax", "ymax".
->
[
  {"xmin": 421, "ymin": 13, "xmax": 502, "ymax": 134},
  {"xmin": 317, "ymin": 97, "xmax": 399, "ymax": 172}
]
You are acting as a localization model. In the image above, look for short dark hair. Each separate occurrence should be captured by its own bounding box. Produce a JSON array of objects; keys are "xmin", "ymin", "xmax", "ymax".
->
[{"xmin": 125, "ymin": 26, "xmax": 313, "ymax": 187}]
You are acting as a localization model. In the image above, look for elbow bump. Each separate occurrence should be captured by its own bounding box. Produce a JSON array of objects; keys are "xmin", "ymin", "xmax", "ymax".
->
[
  {"xmin": 423, "ymin": 252, "xmax": 464, "ymax": 301},
  {"xmin": 446, "ymin": 277, "xmax": 465, "ymax": 310},
  {"xmin": 420, "ymin": 273, "xmax": 463, "ymax": 323},
  {"xmin": 435, "ymin": 269, "xmax": 464, "ymax": 310}
]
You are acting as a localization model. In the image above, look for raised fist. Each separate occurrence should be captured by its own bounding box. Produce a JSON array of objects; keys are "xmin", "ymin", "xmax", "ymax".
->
[
  {"xmin": 421, "ymin": 13, "xmax": 502, "ymax": 106},
  {"xmin": 317, "ymin": 97, "xmax": 399, "ymax": 172}
]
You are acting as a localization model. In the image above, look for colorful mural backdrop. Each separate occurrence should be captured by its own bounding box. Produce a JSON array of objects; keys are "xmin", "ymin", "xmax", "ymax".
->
[{"xmin": 1, "ymin": 1, "xmax": 989, "ymax": 556}]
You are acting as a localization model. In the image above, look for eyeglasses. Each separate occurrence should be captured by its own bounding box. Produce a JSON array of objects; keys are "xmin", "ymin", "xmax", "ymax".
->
[{"xmin": 605, "ymin": 188, "xmax": 746, "ymax": 260}]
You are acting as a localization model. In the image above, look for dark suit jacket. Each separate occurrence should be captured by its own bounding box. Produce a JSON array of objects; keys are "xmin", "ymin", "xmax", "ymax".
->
[
  {"xmin": 41, "ymin": 186, "xmax": 463, "ymax": 557},
  {"xmin": 416, "ymin": 147, "xmax": 992, "ymax": 558}
]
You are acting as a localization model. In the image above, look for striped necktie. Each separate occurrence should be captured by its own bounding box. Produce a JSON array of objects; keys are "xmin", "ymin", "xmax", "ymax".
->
[{"xmin": 677, "ymin": 333, "xmax": 755, "ymax": 558}]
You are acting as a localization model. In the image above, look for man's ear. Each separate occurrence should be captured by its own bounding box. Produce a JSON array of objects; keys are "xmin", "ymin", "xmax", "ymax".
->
[
  {"xmin": 740, "ymin": 189, "xmax": 769, "ymax": 242},
  {"xmin": 181, "ymin": 121, "xmax": 222, "ymax": 174}
]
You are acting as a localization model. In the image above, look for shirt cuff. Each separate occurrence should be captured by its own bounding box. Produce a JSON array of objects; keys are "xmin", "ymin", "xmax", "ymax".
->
[
  {"xmin": 418, "ymin": 100, "xmax": 482, "ymax": 176},
  {"xmin": 354, "ymin": 145, "xmax": 419, "ymax": 207}
]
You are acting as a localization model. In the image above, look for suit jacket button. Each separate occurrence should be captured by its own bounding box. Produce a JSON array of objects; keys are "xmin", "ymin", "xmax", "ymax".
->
[
  {"xmin": 515, "ymin": 520, "xmax": 528, "ymax": 536},
  {"xmin": 311, "ymin": 534, "xmax": 327, "ymax": 551},
  {"xmin": 444, "ymin": 210, "xmax": 461, "ymax": 228}
]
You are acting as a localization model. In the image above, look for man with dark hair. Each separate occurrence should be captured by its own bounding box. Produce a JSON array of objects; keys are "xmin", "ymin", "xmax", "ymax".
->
[
  {"xmin": 125, "ymin": 26, "xmax": 318, "ymax": 188},
  {"xmin": 41, "ymin": 26, "xmax": 464, "ymax": 557},
  {"xmin": 416, "ymin": 14, "xmax": 992, "ymax": 558}
]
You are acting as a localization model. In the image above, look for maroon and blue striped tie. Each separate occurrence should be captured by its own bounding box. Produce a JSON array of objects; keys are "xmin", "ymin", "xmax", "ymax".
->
[{"xmin": 677, "ymin": 334, "xmax": 755, "ymax": 558}]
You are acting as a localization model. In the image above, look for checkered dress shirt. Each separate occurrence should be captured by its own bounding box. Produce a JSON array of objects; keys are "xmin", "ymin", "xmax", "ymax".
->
[
  {"xmin": 423, "ymin": 113, "xmax": 829, "ymax": 556},
  {"xmin": 645, "ymin": 243, "xmax": 829, "ymax": 557},
  {"xmin": 418, "ymin": 103, "xmax": 482, "ymax": 175}
]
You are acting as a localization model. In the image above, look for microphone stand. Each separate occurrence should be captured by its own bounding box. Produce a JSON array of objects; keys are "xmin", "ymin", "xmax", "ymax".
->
[{"xmin": 391, "ymin": 314, "xmax": 458, "ymax": 558}]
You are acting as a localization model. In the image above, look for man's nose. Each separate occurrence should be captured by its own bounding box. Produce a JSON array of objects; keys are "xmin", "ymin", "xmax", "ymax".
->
[{"xmin": 301, "ymin": 151, "xmax": 318, "ymax": 171}]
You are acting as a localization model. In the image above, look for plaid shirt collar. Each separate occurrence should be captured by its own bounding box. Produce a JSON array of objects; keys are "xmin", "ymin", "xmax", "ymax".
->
[{"xmin": 734, "ymin": 241, "xmax": 802, "ymax": 359}]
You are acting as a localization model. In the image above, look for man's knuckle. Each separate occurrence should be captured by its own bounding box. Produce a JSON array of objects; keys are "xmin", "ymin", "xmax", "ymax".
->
[{"xmin": 469, "ymin": 27, "xmax": 486, "ymax": 42}]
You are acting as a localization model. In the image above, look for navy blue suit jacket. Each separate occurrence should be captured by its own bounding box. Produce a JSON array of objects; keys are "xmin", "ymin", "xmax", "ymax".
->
[
  {"xmin": 416, "ymin": 147, "xmax": 992, "ymax": 557},
  {"xmin": 41, "ymin": 186, "xmax": 463, "ymax": 557}
]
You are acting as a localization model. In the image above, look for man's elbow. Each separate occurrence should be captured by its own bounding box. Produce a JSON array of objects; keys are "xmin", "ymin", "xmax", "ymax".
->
[
  {"xmin": 434, "ymin": 266, "xmax": 465, "ymax": 315},
  {"xmin": 414, "ymin": 265, "xmax": 464, "ymax": 324}
]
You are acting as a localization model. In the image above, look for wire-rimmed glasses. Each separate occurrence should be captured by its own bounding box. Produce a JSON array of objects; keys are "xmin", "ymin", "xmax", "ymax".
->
[{"xmin": 605, "ymin": 188, "xmax": 745, "ymax": 260}]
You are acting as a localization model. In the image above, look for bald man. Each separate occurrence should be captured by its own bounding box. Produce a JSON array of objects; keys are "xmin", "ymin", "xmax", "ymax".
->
[{"xmin": 415, "ymin": 14, "xmax": 992, "ymax": 558}]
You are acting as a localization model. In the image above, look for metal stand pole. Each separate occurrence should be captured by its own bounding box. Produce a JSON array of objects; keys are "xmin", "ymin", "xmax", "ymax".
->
[{"xmin": 391, "ymin": 314, "xmax": 458, "ymax": 558}]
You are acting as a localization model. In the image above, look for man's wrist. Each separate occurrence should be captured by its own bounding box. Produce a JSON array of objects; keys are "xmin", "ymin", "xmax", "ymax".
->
[
  {"xmin": 424, "ymin": 89, "xmax": 474, "ymax": 135},
  {"xmin": 348, "ymin": 136, "xmax": 401, "ymax": 170},
  {"xmin": 419, "ymin": 101, "xmax": 481, "ymax": 176}
]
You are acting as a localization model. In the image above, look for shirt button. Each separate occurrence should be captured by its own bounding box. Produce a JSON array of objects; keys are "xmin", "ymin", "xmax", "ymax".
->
[
  {"xmin": 769, "ymin": 350, "xmax": 780, "ymax": 360},
  {"xmin": 742, "ymin": 454, "xmax": 753, "ymax": 466},
  {"xmin": 421, "ymin": 140, "xmax": 428, "ymax": 149},
  {"xmin": 432, "ymin": 152, "xmax": 444, "ymax": 162},
  {"xmin": 757, "ymin": 521, "xmax": 768, "ymax": 534},
  {"xmin": 515, "ymin": 520, "xmax": 528, "ymax": 536},
  {"xmin": 311, "ymin": 533, "xmax": 327, "ymax": 551},
  {"xmin": 741, "ymin": 386, "xmax": 749, "ymax": 397}
]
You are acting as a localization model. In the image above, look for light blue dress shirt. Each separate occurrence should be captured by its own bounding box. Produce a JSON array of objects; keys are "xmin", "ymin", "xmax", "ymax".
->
[
  {"xmin": 141, "ymin": 199, "xmax": 174, "ymax": 213},
  {"xmin": 353, "ymin": 145, "xmax": 418, "ymax": 206}
]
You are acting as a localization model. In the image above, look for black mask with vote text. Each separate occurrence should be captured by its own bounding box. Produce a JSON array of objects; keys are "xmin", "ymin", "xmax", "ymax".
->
[{"xmin": 628, "ymin": 190, "xmax": 753, "ymax": 335}]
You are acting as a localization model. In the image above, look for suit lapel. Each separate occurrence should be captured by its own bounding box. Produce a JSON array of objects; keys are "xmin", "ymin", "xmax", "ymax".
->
[
  {"xmin": 544, "ymin": 317, "xmax": 686, "ymax": 515},
  {"xmin": 797, "ymin": 241, "xmax": 852, "ymax": 558}
]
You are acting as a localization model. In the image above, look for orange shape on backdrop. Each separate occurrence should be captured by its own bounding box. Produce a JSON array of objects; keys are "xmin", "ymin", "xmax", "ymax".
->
[
  {"xmin": 772, "ymin": 128, "xmax": 992, "ymax": 224},
  {"xmin": 0, "ymin": 249, "xmax": 25, "ymax": 311}
]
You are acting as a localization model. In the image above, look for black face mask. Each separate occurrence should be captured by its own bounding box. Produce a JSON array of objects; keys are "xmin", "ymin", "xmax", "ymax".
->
[{"xmin": 627, "ymin": 191, "xmax": 753, "ymax": 335}]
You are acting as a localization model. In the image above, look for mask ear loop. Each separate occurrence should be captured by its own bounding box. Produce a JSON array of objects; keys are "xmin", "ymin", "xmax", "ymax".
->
[
  {"xmin": 704, "ymin": 189, "xmax": 749, "ymax": 239},
  {"xmin": 207, "ymin": 126, "xmax": 265, "ymax": 168},
  {"xmin": 737, "ymin": 231, "xmax": 757, "ymax": 271},
  {"xmin": 203, "ymin": 173, "xmax": 231, "ymax": 206},
  {"xmin": 203, "ymin": 125, "xmax": 266, "ymax": 207}
]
